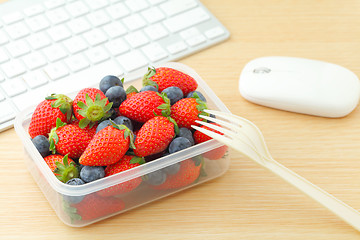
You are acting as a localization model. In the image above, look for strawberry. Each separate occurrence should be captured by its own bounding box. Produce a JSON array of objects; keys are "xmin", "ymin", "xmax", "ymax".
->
[
  {"xmin": 193, "ymin": 123, "xmax": 228, "ymax": 160},
  {"xmin": 97, "ymin": 155, "xmax": 145, "ymax": 197},
  {"xmin": 79, "ymin": 124, "xmax": 134, "ymax": 166},
  {"xmin": 43, "ymin": 154, "xmax": 79, "ymax": 182},
  {"xmin": 65, "ymin": 194, "xmax": 125, "ymax": 221},
  {"xmin": 152, "ymin": 159, "xmax": 202, "ymax": 190},
  {"xmin": 170, "ymin": 95, "xmax": 208, "ymax": 129},
  {"xmin": 70, "ymin": 118, "xmax": 97, "ymax": 138},
  {"xmin": 119, "ymin": 91, "xmax": 170, "ymax": 123},
  {"xmin": 73, "ymin": 88, "xmax": 113, "ymax": 129},
  {"xmin": 142, "ymin": 67, "xmax": 198, "ymax": 96},
  {"xmin": 134, "ymin": 116, "xmax": 177, "ymax": 157},
  {"xmin": 28, "ymin": 94, "xmax": 73, "ymax": 138},
  {"xmin": 49, "ymin": 119, "xmax": 94, "ymax": 159},
  {"xmin": 125, "ymin": 85, "xmax": 139, "ymax": 99}
]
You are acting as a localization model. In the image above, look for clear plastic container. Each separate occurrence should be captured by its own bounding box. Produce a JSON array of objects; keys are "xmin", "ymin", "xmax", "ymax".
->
[{"xmin": 14, "ymin": 62, "xmax": 231, "ymax": 227}]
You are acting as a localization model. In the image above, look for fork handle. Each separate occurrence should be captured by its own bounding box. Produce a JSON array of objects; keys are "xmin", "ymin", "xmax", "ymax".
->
[{"xmin": 263, "ymin": 158, "xmax": 360, "ymax": 231}]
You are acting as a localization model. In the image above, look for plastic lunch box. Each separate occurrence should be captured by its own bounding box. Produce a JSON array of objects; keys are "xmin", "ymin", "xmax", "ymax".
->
[{"xmin": 14, "ymin": 62, "xmax": 231, "ymax": 227}]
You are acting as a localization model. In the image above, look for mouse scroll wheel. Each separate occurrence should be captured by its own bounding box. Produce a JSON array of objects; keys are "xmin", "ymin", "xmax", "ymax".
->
[{"xmin": 253, "ymin": 67, "xmax": 271, "ymax": 74}]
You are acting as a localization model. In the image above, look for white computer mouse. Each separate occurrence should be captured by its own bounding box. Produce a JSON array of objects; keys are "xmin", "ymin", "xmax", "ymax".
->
[{"xmin": 239, "ymin": 56, "xmax": 360, "ymax": 118}]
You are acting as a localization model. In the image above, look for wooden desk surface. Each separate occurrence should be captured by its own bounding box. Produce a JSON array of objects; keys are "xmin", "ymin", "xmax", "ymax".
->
[{"xmin": 1, "ymin": 0, "xmax": 360, "ymax": 239}]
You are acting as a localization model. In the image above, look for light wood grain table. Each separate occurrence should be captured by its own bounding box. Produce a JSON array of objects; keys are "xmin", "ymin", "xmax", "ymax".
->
[{"xmin": 1, "ymin": 0, "xmax": 360, "ymax": 239}]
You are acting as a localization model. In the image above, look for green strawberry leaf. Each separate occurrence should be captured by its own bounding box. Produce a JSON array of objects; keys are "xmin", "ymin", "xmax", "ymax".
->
[
  {"xmin": 77, "ymin": 101, "xmax": 88, "ymax": 111},
  {"xmin": 126, "ymin": 85, "xmax": 139, "ymax": 94},
  {"xmin": 79, "ymin": 118, "xmax": 91, "ymax": 129},
  {"xmin": 130, "ymin": 156, "xmax": 145, "ymax": 165},
  {"xmin": 54, "ymin": 154, "xmax": 79, "ymax": 183},
  {"xmin": 167, "ymin": 116, "xmax": 179, "ymax": 136}
]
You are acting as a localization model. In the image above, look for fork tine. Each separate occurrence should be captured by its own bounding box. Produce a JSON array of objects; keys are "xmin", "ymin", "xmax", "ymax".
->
[
  {"xmin": 191, "ymin": 125, "xmax": 238, "ymax": 150},
  {"xmin": 198, "ymin": 114, "xmax": 242, "ymax": 133},
  {"xmin": 195, "ymin": 117, "xmax": 241, "ymax": 141}
]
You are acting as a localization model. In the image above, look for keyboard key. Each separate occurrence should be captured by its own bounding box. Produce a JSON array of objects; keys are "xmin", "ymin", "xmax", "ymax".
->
[
  {"xmin": 46, "ymin": 8, "xmax": 70, "ymax": 25},
  {"xmin": 26, "ymin": 15, "xmax": 50, "ymax": 32},
  {"xmin": 87, "ymin": 0, "xmax": 109, "ymax": 10},
  {"xmin": 43, "ymin": 62, "xmax": 69, "ymax": 80},
  {"xmin": 23, "ymin": 70, "xmax": 49, "ymax": 88},
  {"xmin": 144, "ymin": 23, "xmax": 168, "ymax": 41},
  {"xmin": 2, "ymin": 11, "xmax": 23, "ymax": 24},
  {"xmin": 42, "ymin": 45, "xmax": 67, "ymax": 62},
  {"xmin": 12, "ymin": 85, "xmax": 52, "ymax": 111},
  {"xmin": 186, "ymin": 34, "xmax": 206, "ymax": 47},
  {"xmin": 122, "ymin": 14, "xmax": 147, "ymax": 31},
  {"xmin": 1, "ymin": 79, "xmax": 27, "ymax": 97},
  {"xmin": 87, "ymin": 10, "xmax": 111, "ymax": 27},
  {"xmin": 106, "ymin": 3, "xmax": 130, "ymax": 19},
  {"xmin": 125, "ymin": 0, "xmax": 149, "ymax": 12},
  {"xmin": 105, "ymin": 38, "xmax": 129, "ymax": 56},
  {"xmin": 180, "ymin": 27, "xmax": 207, "ymax": 46},
  {"xmin": 0, "ymin": 48, "xmax": 9, "ymax": 63},
  {"xmin": 141, "ymin": 42, "xmax": 168, "ymax": 62},
  {"xmin": 141, "ymin": 7, "xmax": 165, "ymax": 24},
  {"xmin": 63, "ymin": 36, "xmax": 88, "ymax": 54},
  {"xmin": 4, "ymin": 22, "xmax": 30, "ymax": 40},
  {"xmin": 22, "ymin": 52, "xmax": 47, "ymax": 70},
  {"xmin": 1, "ymin": 59, "xmax": 26, "ymax": 78},
  {"xmin": 160, "ymin": 0, "xmax": 197, "ymax": 16},
  {"xmin": 66, "ymin": 1, "xmax": 89, "ymax": 17},
  {"xmin": 85, "ymin": 46, "xmax": 109, "ymax": 64},
  {"xmin": 117, "ymin": 50, "xmax": 148, "ymax": 72},
  {"xmin": 0, "ymin": 29, "xmax": 9, "ymax": 45},
  {"xmin": 23, "ymin": 4, "xmax": 45, "ymax": 17},
  {"xmin": 102, "ymin": 22, "xmax": 127, "ymax": 38},
  {"xmin": 0, "ymin": 72, "xmax": 4, "ymax": 82},
  {"xmin": 67, "ymin": 18, "xmax": 91, "ymax": 34},
  {"xmin": 47, "ymin": 25, "xmax": 71, "ymax": 42},
  {"xmin": 83, "ymin": 29, "xmax": 107, "ymax": 46},
  {"xmin": 148, "ymin": 0, "xmax": 167, "ymax": 4},
  {"xmin": 205, "ymin": 27, "xmax": 226, "ymax": 39},
  {"xmin": 0, "ymin": 92, "xmax": 4, "ymax": 101},
  {"xmin": 44, "ymin": 0, "xmax": 66, "ymax": 9},
  {"xmin": 166, "ymin": 41, "xmax": 187, "ymax": 54},
  {"xmin": 125, "ymin": 31, "xmax": 149, "ymax": 48},
  {"xmin": 163, "ymin": 8, "xmax": 210, "ymax": 33},
  {"xmin": 26, "ymin": 32, "xmax": 51, "ymax": 50},
  {"xmin": 0, "ymin": 101, "xmax": 16, "ymax": 124},
  {"xmin": 6, "ymin": 39, "xmax": 30, "ymax": 57},
  {"xmin": 64, "ymin": 54, "xmax": 90, "ymax": 72}
]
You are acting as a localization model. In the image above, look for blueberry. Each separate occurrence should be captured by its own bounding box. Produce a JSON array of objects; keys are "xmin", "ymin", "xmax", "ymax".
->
[
  {"xmin": 100, "ymin": 75, "xmax": 123, "ymax": 94},
  {"xmin": 105, "ymin": 86, "xmax": 127, "ymax": 108},
  {"xmin": 80, "ymin": 166, "xmax": 105, "ymax": 183},
  {"xmin": 144, "ymin": 170, "xmax": 166, "ymax": 186},
  {"xmin": 31, "ymin": 135, "xmax": 50, "ymax": 157},
  {"xmin": 187, "ymin": 91, "xmax": 207, "ymax": 102},
  {"xmin": 162, "ymin": 86, "xmax": 183, "ymax": 105},
  {"xmin": 207, "ymin": 114, "xmax": 217, "ymax": 123},
  {"xmin": 163, "ymin": 162, "xmax": 180, "ymax": 175},
  {"xmin": 140, "ymin": 85, "xmax": 158, "ymax": 92},
  {"xmin": 178, "ymin": 128, "xmax": 194, "ymax": 145},
  {"xmin": 114, "ymin": 116, "xmax": 133, "ymax": 131},
  {"xmin": 168, "ymin": 137, "xmax": 192, "ymax": 154},
  {"xmin": 63, "ymin": 178, "xmax": 86, "ymax": 204},
  {"xmin": 96, "ymin": 119, "xmax": 112, "ymax": 133}
]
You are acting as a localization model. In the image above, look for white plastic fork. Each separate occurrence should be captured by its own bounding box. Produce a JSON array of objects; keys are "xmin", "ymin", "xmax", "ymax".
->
[{"xmin": 192, "ymin": 109, "xmax": 360, "ymax": 231}]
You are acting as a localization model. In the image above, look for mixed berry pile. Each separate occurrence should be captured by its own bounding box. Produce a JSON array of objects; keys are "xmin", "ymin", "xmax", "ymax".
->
[{"xmin": 29, "ymin": 66, "xmax": 228, "ymax": 222}]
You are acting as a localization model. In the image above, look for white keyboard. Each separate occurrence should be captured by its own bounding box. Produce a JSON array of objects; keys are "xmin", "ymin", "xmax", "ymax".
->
[{"xmin": 0, "ymin": 0, "xmax": 229, "ymax": 132}]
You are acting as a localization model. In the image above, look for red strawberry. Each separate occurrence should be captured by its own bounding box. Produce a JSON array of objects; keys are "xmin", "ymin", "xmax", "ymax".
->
[
  {"xmin": 134, "ymin": 116, "xmax": 177, "ymax": 157},
  {"xmin": 70, "ymin": 118, "xmax": 97, "ymax": 138},
  {"xmin": 49, "ymin": 119, "xmax": 94, "ymax": 159},
  {"xmin": 152, "ymin": 159, "xmax": 202, "ymax": 190},
  {"xmin": 142, "ymin": 67, "xmax": 198, "ymax": 96},
  {"xmin": 79, "ymin": 124, "xmax": 134, "ymax": 166},
  {"xmin": 193, "ymin": 123, "xmax": 228, "ymax": 160},
  {"xmin": 97, "ymin": 155, "xmax": 145, "ymax": 197},
  {"xmin": 119, "ymin": 91, "xmax": 170, "ymax": 123},
  {"xmin": 28, "ymin": 94, "xmax": 73, "ymax": 138},
  {"xmin": 65, "ymin": 194, "xmax": 125, "ymax": 221},
  {"xmin": 43, "ymin": 154, "xmax": 79, "ymax": 182},
  {"xmin": 170, "ymin": 95, "xmax": 208, "ymax": 129},
  {"xmin": 73, "ymin": 88, "xmax": 112, "ymax": 128}
]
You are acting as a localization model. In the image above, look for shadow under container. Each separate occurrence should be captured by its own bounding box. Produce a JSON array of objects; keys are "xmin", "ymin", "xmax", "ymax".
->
[{"xmin": 14, "ymin": 62, "xmax": 231, "ymax": 227}]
